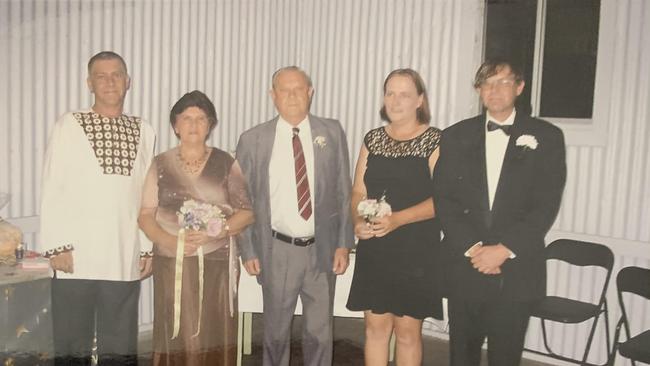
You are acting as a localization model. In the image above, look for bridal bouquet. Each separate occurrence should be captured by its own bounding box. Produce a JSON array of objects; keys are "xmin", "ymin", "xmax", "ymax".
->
[
  {"xmin": 177, "ymin": 199, "xmax": 225, "ymax": 237},
  {"xmin": 172, "ymin": 199, "xmax": 227, "ymax": 339},
  {"xmin": 357, "ymin": 194, "xmax": 392, "ymax": 221}
]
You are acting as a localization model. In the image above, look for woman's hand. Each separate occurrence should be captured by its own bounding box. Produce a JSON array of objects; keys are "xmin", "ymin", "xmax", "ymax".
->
[
  {"xmin": 354, "ymin": 219, "xmax": 375, "ymax": 240},
  {"xmin": 368, "ymin": 214, "xmax": 402, "ymax": 237},
  {"xmin": 210, "ymin": 223, "xmax": 230, "ymax": 240},
  {"xmin": 183, "ymin": 230, "xmax": 210, "ymax": 255}
]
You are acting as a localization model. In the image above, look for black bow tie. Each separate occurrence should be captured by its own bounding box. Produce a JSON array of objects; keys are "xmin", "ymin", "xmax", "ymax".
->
[{"xmin": 487, "ymin": 120, "xmax": 512, "ymax": 135}]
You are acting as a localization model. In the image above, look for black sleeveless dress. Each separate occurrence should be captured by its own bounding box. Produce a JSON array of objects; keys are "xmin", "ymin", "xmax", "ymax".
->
[{"xmin": 346, "ymin": 126, "xmax": 443, "ymax": 320}]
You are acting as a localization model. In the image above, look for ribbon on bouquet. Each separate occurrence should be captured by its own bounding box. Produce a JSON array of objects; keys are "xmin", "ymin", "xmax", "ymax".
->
[
  {"xmin": 171, "ymin": 228, "xmax": 205, "ymax": 339},
  {"xmin": 228, "ymin": 234, "xmax": 237, "ymax": 317},
  {"xmin": 171, "ymin": 226, "xmax": 237, "ymax": 339}
]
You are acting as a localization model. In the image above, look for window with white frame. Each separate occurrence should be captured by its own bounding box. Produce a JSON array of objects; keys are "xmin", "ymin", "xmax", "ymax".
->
[{"xmin": 485, "ymin": 0, "xmax": 601, "ymax": 127}]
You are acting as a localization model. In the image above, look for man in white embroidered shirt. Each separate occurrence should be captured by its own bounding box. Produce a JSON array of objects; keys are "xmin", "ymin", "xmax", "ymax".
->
[
  {"xmin": 433, "ymin": 59, "xmax": 566, "ymax": 366},
  {"xmin": 40, "ymin": 51, "xmax": 155, "ymax": 365},
  {"xmin": 236, "ymin": 66, "xmax": 354, "ymax": 366}
]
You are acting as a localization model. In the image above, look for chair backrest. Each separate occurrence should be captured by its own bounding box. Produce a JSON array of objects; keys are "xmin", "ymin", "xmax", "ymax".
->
[
  {"xmin": 617, "ymin": 266, "xmax": 650, "ymax": 301},
  {"xmin": 546, "ymin": 239, "xmax": 614, "ymax": 270},
  {"xmin": 546, "ymin": 239, "xmax": 614, "ymax": 307},
  {"xmin": 615, "ymin": 266, "xmax": 650, "ymax": 349}
]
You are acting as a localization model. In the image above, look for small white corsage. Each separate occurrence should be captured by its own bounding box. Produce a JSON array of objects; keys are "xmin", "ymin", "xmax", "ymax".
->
[
  {"xmin": 516, "ymin": 134, "xmax": 538, "ymax": 150},
  {"xmin": 313, "ymin": 136, "xmax": 326, "ymax": 148},
  {"xmin": 357, "ymin": 194, "xmax": 392, "ymax": 222}
]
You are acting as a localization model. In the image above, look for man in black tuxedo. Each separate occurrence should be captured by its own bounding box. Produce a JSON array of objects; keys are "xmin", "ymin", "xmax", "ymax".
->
[{"xmin": 433, "ymin": 59, "xmax": 566, "ymax": 366}]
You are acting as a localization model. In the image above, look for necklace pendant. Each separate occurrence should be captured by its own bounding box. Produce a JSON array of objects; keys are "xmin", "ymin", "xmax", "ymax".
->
[{"xmin": 177, "ymin": 148, "xmax": 209, "ymax": 175}]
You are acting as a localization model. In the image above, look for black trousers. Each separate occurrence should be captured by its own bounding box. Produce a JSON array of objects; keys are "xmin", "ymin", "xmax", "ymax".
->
[
  {"xmin": 448, "ymin": 294, "xmax": 534, "ymax": 366},
  {"xmin": 51, "ymin": 278, "xmax": 140, "ymax": 366}
]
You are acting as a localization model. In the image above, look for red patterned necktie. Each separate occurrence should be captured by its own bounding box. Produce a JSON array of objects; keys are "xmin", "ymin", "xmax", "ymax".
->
[{"xmin": 292, "ymin": 127, "xmax": 312, "ymax": 220}]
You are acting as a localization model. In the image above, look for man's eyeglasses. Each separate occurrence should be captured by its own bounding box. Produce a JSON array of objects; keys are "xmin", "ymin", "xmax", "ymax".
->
[{"xmin": 479, "ymin": 78, "xmax": 517, "ymax": 90}]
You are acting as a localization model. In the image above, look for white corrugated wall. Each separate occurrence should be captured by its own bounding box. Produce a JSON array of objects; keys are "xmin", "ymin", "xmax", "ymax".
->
[
  {"xmin": 0, "ymin": 0, "xmax": 483, "ymax": 218},
  {"xmin": 1, "ymin": 1, "xmax": 649, "ymax": 364},
  {"xmin": 0, "ymin": 0, "xmax": 483, "ymax": 331},
  {"xmin": 521, "ymin": 2, "xmax": 650, "ymax": 365}
]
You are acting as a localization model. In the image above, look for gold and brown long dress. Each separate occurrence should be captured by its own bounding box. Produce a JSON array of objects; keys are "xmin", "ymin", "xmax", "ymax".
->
[{"xmin": 141, "ymin": 147, "xmax": 251, "ymax": 366}]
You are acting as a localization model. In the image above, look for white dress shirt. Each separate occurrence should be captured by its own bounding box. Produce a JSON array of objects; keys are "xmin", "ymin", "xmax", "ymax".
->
[
  {"xmin": 268, "ymin": 116, "xmax": 315, "ymax": 237},
  {"xmin": 485, "ymin": 109, "xmax": 516, "ymax": 210},
  {"xmin": 485, "ymin": 109, "xmax": 517, "ymax": 258}
]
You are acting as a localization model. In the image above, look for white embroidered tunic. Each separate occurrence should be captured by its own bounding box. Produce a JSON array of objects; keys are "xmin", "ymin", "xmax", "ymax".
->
[{"xmin": 40, "ymin": 110, "xmax": 156, "ymax": 281}]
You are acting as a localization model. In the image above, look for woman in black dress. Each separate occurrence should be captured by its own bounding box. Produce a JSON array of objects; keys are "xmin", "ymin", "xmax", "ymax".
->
[{"xmin": 347, "ymin": 69, "xmax": 443, "ymax": 365}]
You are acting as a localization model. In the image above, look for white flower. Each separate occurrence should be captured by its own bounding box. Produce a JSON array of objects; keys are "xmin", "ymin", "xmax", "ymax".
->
[
  {"xmin": 357, "ymin": 195, "xmax": 392, "ymax": 220},
  {"xmin": 516, "ymin": 134, "xmax": 538, "ymax": 150},
  {"xmin": 313, "ymin": 136, "xmax": 326, "ymax": 148},
  {"xmin": 357, "ymin": 199, "xmax": 378, "ymax": 217}
]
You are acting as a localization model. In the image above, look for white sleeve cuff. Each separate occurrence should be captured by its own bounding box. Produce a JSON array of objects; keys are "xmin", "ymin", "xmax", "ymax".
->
[{"xmin": 464, "ymin": 241, "xmax": 483, "ymax": 257}]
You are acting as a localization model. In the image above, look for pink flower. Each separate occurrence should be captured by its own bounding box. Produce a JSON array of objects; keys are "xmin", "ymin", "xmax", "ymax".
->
[{"xmin": 206, "ymin": 219, "xmax": 223, "ymax": 237}]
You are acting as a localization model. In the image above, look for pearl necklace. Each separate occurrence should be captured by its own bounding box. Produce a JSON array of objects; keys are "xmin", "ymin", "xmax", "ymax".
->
[{"xmin": 177, "ymin": 148, "xmax": 209, "ymax": 175}]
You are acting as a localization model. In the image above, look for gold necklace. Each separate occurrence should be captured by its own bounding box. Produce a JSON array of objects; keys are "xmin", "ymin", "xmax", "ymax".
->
[{"xmin": 177, "ymin": 148, "xmax": 209, "ymax": 175}]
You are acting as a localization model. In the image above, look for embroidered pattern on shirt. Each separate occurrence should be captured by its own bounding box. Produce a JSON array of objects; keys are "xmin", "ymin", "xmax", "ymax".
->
[
  {"xmin": 42, "ymin": 244, "xmax": 74, "ymax": 258},
  {"xmin": 74, "ymin": 112, "xmax": 141, "ymax": 176},
  {"xmin": 364, "ymin": 126, "xmax": 441, "ymax": 158}
]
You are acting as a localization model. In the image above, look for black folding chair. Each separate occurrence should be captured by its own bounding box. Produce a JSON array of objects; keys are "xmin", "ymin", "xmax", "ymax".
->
[
  {"xmin": 608, "ymin": 266, "xmax": 650, "ymax": 365},
  {"xmin": 526, "ymin": 239, "xmax": 614, "ymax": 366}
]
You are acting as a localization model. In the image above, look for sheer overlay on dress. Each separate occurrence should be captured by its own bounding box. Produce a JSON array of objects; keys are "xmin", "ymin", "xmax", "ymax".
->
[{"xmin": 141, "ymin": 147, "xmax": 251, "ymax": 366}]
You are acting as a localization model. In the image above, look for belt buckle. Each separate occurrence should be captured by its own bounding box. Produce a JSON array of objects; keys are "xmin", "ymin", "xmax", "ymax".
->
[
  {"xmin": 298, "ymin": 236, "xmax": 315, "ymax": 247},
  {"xmin": 293, "ymin": 237, "xmax": 307, "ymax": 246}
]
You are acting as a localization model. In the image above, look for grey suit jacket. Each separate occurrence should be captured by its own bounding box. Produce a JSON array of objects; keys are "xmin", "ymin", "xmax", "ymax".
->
[{"xmin": 235, "ymin": 114, "xmax": 355, "ymax": 275}]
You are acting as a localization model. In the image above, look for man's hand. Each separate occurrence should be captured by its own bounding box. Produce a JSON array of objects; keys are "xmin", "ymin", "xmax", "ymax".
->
[
  {"xmin": 470, "ymin": 244, "xmax": 511, "ymax": 275},
  {"xmin": 332, "ymin": 247, "xmax": 350, "ymax": 275},
  {"xmin": 140, "ymin": 257, "xmax": 153, "ymax": 279},
  {"xmin": 50, "ymin": 251, "xmax": 74, "ymax": 273},
  {"xmin": 243, "ymin": 258, "xmax": 261, "ymax": 275}
]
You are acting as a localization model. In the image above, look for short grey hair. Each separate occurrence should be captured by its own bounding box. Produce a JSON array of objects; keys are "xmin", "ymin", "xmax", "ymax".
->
[
  {"xmin": 271, "ymin": 66, "xmax": 313, "ymax": 89},
  {"xmin": 88, "ymin": 51, "xmax": 128, "ymax": 75}
]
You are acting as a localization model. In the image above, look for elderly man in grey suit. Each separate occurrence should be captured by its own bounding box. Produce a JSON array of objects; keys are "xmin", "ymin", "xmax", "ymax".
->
[{"xmin": 236, "ymin": 66, "xmax": 355, "ymax": 366}]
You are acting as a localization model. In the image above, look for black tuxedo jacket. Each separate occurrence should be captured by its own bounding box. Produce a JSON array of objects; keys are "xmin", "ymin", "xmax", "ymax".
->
[{"xmin": 433, "ymin": 113, "xmax": 566, "ymax": 302}]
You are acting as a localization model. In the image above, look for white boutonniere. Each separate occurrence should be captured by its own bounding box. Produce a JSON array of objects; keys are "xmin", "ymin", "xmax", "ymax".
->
[
  {"xmin": 313, "ymin": 136, "xmax": 326, "ymax": 148},
  {"xmin": 516, "ymin": 134, "xmax": 538, "ymax": 150}
]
